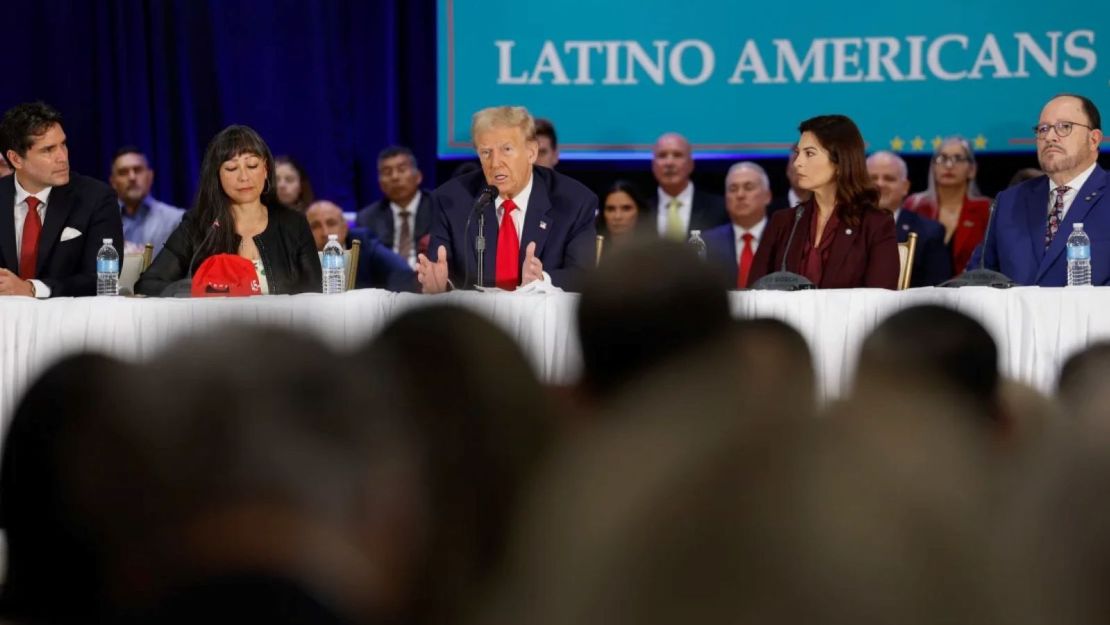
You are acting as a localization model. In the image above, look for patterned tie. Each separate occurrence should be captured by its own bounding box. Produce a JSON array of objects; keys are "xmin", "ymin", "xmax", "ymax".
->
[
  {"xmin": 665, "ymin": 197, "xmax": 684, "ymax": 241},
  {"xmin": 19, "ymin": 197, "xmax": 42, "ymax": 280},
  {"xmin": 1045, "ymin": 186, "xmax": 1070, "ymax": 249},
  {"xmin": 737, "ymin": 232, "xmax": 754, "ymax": 289},
  {"xmin": 397, "ymin": 209, "xmax": 413, "ymax": 259},
  {"xmin": 495, "ymin": 198, "xmax": 520, "ymax": 290}
]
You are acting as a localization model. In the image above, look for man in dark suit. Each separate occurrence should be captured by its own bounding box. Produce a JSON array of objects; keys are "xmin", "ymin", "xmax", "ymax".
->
[
  {"xmin": 0, "ymin": 102, "xmax": 122, "ymax": 298},
  {"xmin": 417, "ymin": 106, "xmax": 596, "ymax": 293},
  {"xmin": 355, "ymin": 145, "xmax": 431, "ymax": 266},
  {"xmin": 646, "ymin": 132, "xmax": 727, "ymax": 241},
  {"xmin": 306, "ymin": 200, "xmax": 418, "ymax": 292},
  {"xmin": 702, "ymin": 162, "xmax": 771, "ymax": 289},
  {"xmin": 867, "ymin": 151, "xmax": 951, "ymax": 286},
  {"xmin": 972, "ymin": 94, "xmax": 1107, "ymax": 285}
]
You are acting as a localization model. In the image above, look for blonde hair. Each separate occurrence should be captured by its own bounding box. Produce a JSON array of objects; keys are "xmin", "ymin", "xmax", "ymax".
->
[{"xmin": 471, "ymin": 106, "xmax": 536, "ymax": 144}]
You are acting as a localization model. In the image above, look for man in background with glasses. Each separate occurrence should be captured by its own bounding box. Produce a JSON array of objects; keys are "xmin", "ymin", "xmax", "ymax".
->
[{"xmin": 972, "ymin": 94, "xmax": 1106, "ymax": 286}]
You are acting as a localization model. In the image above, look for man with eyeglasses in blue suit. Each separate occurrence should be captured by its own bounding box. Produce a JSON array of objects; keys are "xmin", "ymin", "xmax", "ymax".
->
[{"xmin": 971, "ymin": 94, "xmax": 1107, "ymax": 286}]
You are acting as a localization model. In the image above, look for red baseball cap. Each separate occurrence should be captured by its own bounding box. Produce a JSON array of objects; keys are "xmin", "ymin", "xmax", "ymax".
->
[{"xmin": 191, "ymin": 254, "xmax": 262, "ymax": 297}]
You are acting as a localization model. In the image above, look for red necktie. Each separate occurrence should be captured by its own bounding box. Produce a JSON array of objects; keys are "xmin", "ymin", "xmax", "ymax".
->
[
  {"xmin": 495, "ymin": 198, "xmax": 520, "ymax": 290},
  {"xmin": 737, "ymin": 232, "xmax": 754, "ymax": 289},
  {"xmin": 19, "ymin": 197, "xmax": 42, "ymax": 280}
]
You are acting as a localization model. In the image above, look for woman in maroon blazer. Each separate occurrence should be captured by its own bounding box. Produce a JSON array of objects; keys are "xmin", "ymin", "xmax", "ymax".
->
[{"xmin": 749, "ymin": 115, "xmax": 899, "ymax": 289}]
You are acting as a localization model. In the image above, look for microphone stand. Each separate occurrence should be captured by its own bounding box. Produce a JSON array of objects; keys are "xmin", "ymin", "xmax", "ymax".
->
[
  {"xmin": 476, "ymin": 211, "xmax": 486, "ymax": 288},
  {"xmin": 940, "ymin": 200, "xmax": 1014, "ymax": 288},
  {"xmin": 750, "ymin": 204, "xmax": 816, "ymax": 291}
]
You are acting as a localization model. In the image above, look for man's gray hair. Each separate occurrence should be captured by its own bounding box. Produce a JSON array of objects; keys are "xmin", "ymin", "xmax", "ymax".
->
[{"xmin": 726, "ymin": 161, "xmax": 770, "ymax": 191}]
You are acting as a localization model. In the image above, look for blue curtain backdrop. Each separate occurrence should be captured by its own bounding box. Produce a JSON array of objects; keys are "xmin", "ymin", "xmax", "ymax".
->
[{"xmin": 0, "ymin": 0, "xmax": 437, "ymax": 212}]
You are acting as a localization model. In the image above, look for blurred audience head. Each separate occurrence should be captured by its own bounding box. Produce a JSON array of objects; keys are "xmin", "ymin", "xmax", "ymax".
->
[
  {"xmin": 651, "ymin": 132, "xmax": 694, "ymax": 196},
  {"xmin": 69, "ymin": 326, "xmax": 419, "ymax": 623},
  {"xmin": 533, "ymin": 118, "xmax": 559, "ymax": 168},
  {"xmin": 0, "ymin": 353, "xmax": 135, "ymax": 625},
  {"xmin": 358, "ymin": 305, "xmax": 557, "ymax": 625},
  {"xmin": 856, "ymin": 305, "xmax": 1003, "ymax": 430},
  {"xmin": 724, "ymin": 161, "xmax": 771, "ymax": 228},
  {"xmin": 1007, "ymin": 167, "xmax": 1044, "ymax": 188},
  {"xmin": 597, "ymin": 179, "xmax": 648, "ymax": 242},
  {"xmin": 866, "ymin": 150, "xmax": 911, "ymax": 212},
  {"xmin": 1058, "ymin": 342, "xmax": 1110, "ymax": 432},
  {"xmin": 305, "ymin": 199, "xmax": 350, "ymax": 251},
  {"xmin": 109, "ymin": 146, "xmax": 155, "ymax": 210},
  {"xmin": 274, "ymin": 155, "xmax": 314, "ymax": 211},
  {"xmin": 377, "ymin": 145, "xmax": 423, "ymax": 206},
  {"xmin": 731, "ymin": 317, "xmax": 816, "ymax": 410},
  {"xmin": 578, "ymin": 238, "xmax": 730, "ymax": 401}
]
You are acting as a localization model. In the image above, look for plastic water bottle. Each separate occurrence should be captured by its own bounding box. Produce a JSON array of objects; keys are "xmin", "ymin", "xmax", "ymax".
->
[
  {"xmin": 688, "ymin": 229, "xmax": 707, "ymax": 261},
  {"xmin": 1067, "ymin": 222, "xmax": 1092, "ymax": 287},
  {"xmin": 96, "ymin": 238, "xmax": 119, "ymax": 296},
  {"xmin": 322, "ymin": 234, "xmax": 346, "ymax": 294}
]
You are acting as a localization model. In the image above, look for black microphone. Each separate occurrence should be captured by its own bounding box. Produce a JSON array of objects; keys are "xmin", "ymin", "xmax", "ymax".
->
[
  {"xmin": 751, "ymin": 204, "xmax": 816, "ymax": 291},
  {"xmin": 161, "ymin": 218, "xmax": 221, "ymax": 297},
  {"xmin": 940, "ymin": 200, "xmax": 1014, "ymax": 288},
  {"xmin": 464, "ymin": 185, "xmax": 499, "ymax": 289}
]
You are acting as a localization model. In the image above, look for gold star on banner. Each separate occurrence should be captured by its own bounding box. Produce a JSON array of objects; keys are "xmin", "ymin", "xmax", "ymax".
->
[
  {"xmin": 932, "ymin": 136, "xmax": 943, "ymax": 150},
  {"xmin": 890, "ymin": 136, "xmax": 905, "ymax": 151},
  {"xmin": 973, "ymin": 134, "xmax": 987, "ymax": 149},
  {"xmin": 911, "ymin": 136, "xmax": 925, "ymax": 151}
]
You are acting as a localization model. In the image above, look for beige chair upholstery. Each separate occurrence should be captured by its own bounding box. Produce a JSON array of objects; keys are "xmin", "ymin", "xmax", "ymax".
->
[
  {"xmin": 595, "ymin": 235, "xmax": 604, "ymax": 267},
  {"xmin": 897, "ymin": 232, "xmax": 917, "ymax": 291},
  {"xmin": 119, "ymin": 243, "xmax": 154, "ymax": 296}
]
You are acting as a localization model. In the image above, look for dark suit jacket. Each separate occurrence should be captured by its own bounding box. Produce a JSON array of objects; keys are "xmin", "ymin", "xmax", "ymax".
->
[
  {"xmin": 428, "ymin": 167, "xmax": 597, "ymax": 290},
  {"xmin": 645, "ymin": 185, "xmax": 728, "ymax": 236},
  {"xmin": 0, "ymin": 173, "xmax": 122, "ymax": 297},
  {"xmin": 748, "ymin": 203, "xmax": 899, "ymax": 289},
  {"xmin": 355, "ymin": 190, "xmax": 432, "ymax": 253},
  {"xmin": 347, "ymin": 227, "xmax": 418, "ymax": 292},
  {"xmin": 895, "ymin": 210, "xmax": 952, "ymax": 287},
  {"xmin": 971, "ymin": 166, "xmax": 1109, "ymax": 286},
  {"xmin": 702, "ymin": 220, "xmax": 769, "ymax": 289}
]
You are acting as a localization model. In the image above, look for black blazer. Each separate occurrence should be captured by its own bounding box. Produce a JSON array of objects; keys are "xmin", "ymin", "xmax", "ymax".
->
[
  {"xmin": 895, "ymin": 209, "xmax": 951, "ymax": 287},
  {"xmin": 136, "ymin": 203, "xmax": 322, "ymax": 296},
  {"xmin": 0, "ymin": 173, "xmax": 123, "ymax": 297},
  {"xmin": 645, "ymin": 185, "xmax": 728, "ymax": 236},
  {"xmin": 355, "ymin": 190, "xmax": 433, "ymax": 251}
]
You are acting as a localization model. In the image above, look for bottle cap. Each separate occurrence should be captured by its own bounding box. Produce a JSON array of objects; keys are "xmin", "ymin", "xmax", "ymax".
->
[
  {"xmin": 1074, "ymin": 223, "xmax": 1084, "ymax": 229},
  {"xmin": 103, "ymin": 238, "xmax": 112, "ymax": 244},
  {"xmin": 328, "ymin": 234, "xmax": 339, "ymax": 240}
]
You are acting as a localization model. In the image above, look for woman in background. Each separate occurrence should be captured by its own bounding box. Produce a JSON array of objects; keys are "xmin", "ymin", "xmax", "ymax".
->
[
  {"xmin": 274, "ymin": 155, "xmax": 315, "ymax": 212},
  {"xmin": 596, "ymin": 180, "xmax": 651, "ymax": 257}
]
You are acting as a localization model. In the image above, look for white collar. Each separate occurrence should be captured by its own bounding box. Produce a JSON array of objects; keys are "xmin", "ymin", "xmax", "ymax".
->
[
  {"xmin": 13, "ymin": 172, "xmax": 53, "ymax": 208},
  {"xmin": 389, "ymin": 190, "xmax": 422, "ymax": 215},
  {"xmin": 498, "ymin": 170, "xmax": 534, "ymax": 212},
  {"xmin": 733, "ymin": 216, "xmax": 767, "ymax": 242},
  {"xmin": 1050, "ymin": 161, "xmax": 1098, "ymax": 195},
  {"xmin": 659, "ymin": 181, "xmax": 694, "ymax": 207}
]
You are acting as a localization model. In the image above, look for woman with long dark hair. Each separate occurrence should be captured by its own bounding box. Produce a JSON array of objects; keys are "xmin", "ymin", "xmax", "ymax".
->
[
  {"xmin": 749, "ymin": 115, "xmax": 899, "ymax": 289},
  {"xmin": 274, "ymin": 155, "xmax": 315, "ymax": 212},
  {"xmin": 137, "ymin": 125, "xmax": 321, "ymax": 295},
  {"xmin": 596, "ymin": 180, "xmax": 651, "ymax": 257}
]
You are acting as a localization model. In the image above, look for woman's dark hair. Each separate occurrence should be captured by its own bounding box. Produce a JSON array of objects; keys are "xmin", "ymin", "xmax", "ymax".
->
[
  {"xmin": 596, "ymin": 179, "xmax": 650, "ymax": 238},
  {"xmin": 797, "ymin": 114, "xmax": 878, "ymax": 228},
  {"xmin": 274, "ymin": 155, "xmax": 315, "ymax": 210},
  {"xmin": 192, "ymin": 125, "xmax": 276, "ymax": 260}
]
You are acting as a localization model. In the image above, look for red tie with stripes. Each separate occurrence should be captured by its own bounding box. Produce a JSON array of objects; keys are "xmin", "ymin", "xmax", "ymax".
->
[
  {"xmin": 495, "ymin": 198, "xmax": 520, "ymax": 290},
  {"xmin": 19, "ymin": 197, "xmax": 42, "ymax": 280}
]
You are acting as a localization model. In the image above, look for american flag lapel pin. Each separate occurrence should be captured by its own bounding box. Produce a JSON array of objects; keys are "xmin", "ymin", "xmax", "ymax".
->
[{"xmin": 539, "ymin": 221, "xmax": 548, "ymax": 230}]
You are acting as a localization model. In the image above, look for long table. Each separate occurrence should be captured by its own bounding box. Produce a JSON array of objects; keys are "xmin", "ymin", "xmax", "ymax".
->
[{"xmin": 1, "ymin": 287, "xmax": 1106, "ymax": 425}]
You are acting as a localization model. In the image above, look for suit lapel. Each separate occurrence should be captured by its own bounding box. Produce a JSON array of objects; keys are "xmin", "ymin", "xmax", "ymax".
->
[
  {"xmin": 37, "ymin": 183, "xmax": 70, "ymax": 273},
  {"xmin": 376, "ymin": 205, "xmax": 395, "ymax": 247},
  {"xmin": 519, "ymin": 169, "xmax": 552, "ymax": 264},
  {"xmin": 0, "ymin": 176, "xmax": 16, "ymax": 270},
  {"xmin": 1036, "ymin": 168, "xmax": 1105, "ymax": 282},
  {"xmin": 415, "ymin": 192, "xmax": 432, "ymax": 236},
  {"xmin": 1024, "ymin": 177, "xmax": 1049, "ymax": 270}
]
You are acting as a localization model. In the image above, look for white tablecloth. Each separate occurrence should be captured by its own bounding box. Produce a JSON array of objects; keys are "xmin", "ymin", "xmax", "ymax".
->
[{"xmin": 1, "ymin": 286, "xmax": 1107, "ymax": 425}]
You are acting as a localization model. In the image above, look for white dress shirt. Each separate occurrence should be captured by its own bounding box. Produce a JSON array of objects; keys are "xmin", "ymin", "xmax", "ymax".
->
[
  {"xmin": 389, "ymin": 190, "xmax": 422, "ymax": 266},
  {"xmin": 12, "ymin": 174, "xmax": 53, "ymax": 298},
  {"xmin": 656, "ymin": 182, "xmax": 695, "ymax": 236},
  {"xmin": 733, "ymin": 217, "xmax": 768, "ymax": 260},
  {"xmin": 1050, "ymin": 161, "xmax": 1097, "ymax": 221}
]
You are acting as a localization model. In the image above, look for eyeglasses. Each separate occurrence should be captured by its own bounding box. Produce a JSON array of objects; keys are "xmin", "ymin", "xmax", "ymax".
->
[
  {"xmin": 933, "ymin": 154, "xmax": 969, "ymax": 166},
  {"xmin": 1033, "ymin": 121, "xmax": 1093, "ymax": 138}
]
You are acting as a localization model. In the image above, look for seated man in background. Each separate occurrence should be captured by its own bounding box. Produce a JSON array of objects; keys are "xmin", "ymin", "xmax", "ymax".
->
[
  {"xmin": 646, "ymin": 132, "xmax": 727, "ymax": 241},
  {"xmin": 109, "ymin": 146, "xmax": 184, "ymax": 255},
  {"xmin": 534, "ymin": 117, "xmax": 559, "ymax": 169},
  {"xmin": 356, "ymin": 146, "xmax": 432, "ymax": 268},
  {"xmin": 702, "ymin": 161, "xmax": 771, "ymax": 289},
  {"xmin": 418, "ymin": 106, "xmax": 596, "ymax": 293},
  {"xmin": 867, "ymin": 151, "xmax": 951, "ymax": 286},
  {"xmin": 306, "ymin": 200, "xmax": 418, "ymax": 292}
]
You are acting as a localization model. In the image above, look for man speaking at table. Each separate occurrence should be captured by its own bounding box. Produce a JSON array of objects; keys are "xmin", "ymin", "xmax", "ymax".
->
[
  {"xmin": 416, "ymin": 106, "xmax": 596, "ymax": 293},
  {"xmin": 0, "ymin": 102, "xmax": 121, "ymax": 297},
  {"xmin": 972, "ymin": 94, "xmax": 1107, "ymax": 286}
]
